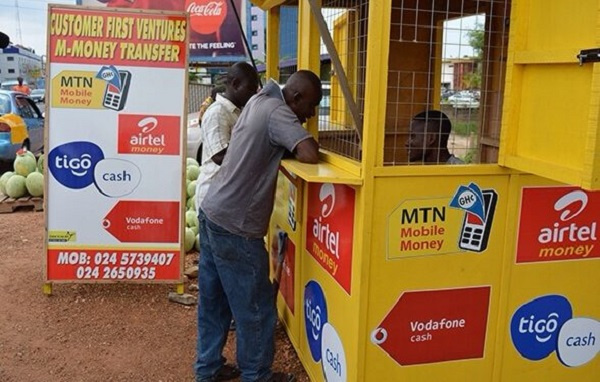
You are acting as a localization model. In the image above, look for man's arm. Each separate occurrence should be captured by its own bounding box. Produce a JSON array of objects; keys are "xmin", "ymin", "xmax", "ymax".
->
[
  {"xmin": 293, "ymin": 137, "xmax": 319, "ymax": 164},
  {"xmin": 211, "ymin": 148, "xmax": 227, "ymax": 165}
]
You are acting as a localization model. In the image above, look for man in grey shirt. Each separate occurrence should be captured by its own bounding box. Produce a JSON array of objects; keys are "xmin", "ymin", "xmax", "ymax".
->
[
  {"xmin": 195, "ymin": 70, "xmax": 321, "ymax": 382},
  {"xmin": 405, "ymin": 109, "xmax": 466, "ymax": 164}
]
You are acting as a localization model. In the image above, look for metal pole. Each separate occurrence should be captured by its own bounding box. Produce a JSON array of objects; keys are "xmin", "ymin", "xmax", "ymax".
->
[{"xmin": 228, "ymin": 0, "xmax": 263, "ymax": 87}]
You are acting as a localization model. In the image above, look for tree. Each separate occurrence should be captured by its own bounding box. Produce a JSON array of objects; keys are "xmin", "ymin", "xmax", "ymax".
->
[{"xmin": 463, "ymin": 22, "xmax": 484, "ymax": 90}]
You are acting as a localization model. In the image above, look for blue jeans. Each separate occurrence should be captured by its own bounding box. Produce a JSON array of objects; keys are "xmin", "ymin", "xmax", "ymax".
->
[{"xmin": 195, "ymin": 210, "xmax": 276, "ymax": 382}]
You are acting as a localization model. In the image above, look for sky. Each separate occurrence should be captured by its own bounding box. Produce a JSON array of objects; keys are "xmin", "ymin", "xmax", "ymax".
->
[
  {"xmin": 0, "ymin": 1, "xmax": 482, "ymax": 59},
  {"xmin": 0, "ymin": 0, "xmax": 76, "ymax": 57}
]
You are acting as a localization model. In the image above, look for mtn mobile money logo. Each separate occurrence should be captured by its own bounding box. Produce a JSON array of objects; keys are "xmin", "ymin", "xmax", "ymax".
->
[
  {"xmin": 511, "ymin": 295, "xmax": 600, "ymax": 367},
  {"xmin": 118, "ymin": 114, "xmax": 180, "ymax": 155},
  {"xmin": 449, "ymin": 182, "xmax": 498, "ymax": 252},
  {"xmin": 49, "ymin": 141, "xmax": 105, "ymax": 189},
  {"xmin": 517, "ymin": 187, "xmax": 599, "ymax": 263},
  {"xmin": 304, "ymin": 280, "xmax": 328, "ymax": 362}
]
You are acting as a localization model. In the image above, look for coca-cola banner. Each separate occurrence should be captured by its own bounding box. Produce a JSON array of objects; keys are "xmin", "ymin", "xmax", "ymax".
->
[{"xmin": 77, "ymin": 0, "xmax": 247, "ymax": 62}]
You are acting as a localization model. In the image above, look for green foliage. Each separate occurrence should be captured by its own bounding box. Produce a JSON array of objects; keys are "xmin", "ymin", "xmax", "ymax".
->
[
  {"xmin": 453, "ymin": 121, "xmax": 478, "ymax": 136},
  {"xmin": 463, "ymin": 147, "xmax": 479, "ymax": 164}
]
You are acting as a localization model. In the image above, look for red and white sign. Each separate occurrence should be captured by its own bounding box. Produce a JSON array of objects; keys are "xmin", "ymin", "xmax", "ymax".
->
[
  {"xmin": 186, "ymin": 0, "xmax": 227, "ymax": 35},
  {"xmin": 306, "ymin": 183, "xmax": 355, "ymax": 294},
  {"xmin": 279, "ymin": 239, "xmax": 295, "ymax": 314},
  {"xmin": 118, "ymin": 114, "xmax": 180, "ymax": 155},
  {"xmin": 47, "ymin": 248, "xmax": 180, "ymax": 280},
  {"xmin": 371, "ymin": 286, "xmax": 491, "ymax": 366},
  {"xmin": 103, "ymin": 200, "xmax": 180, "ymax": 243},
  {"xmin": 517, "ymin": 187, "xmax": 600, "ymax": 263}
]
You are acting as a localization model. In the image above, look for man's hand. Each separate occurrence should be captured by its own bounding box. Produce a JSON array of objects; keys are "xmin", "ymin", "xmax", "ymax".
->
[{"xmin": 294, "ymin": 137, "xmax": 319, "ymax": 164}]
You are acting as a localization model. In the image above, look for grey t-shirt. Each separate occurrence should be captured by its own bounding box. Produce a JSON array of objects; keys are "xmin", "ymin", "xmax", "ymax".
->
[{"xmin": 201, "ymin": 80, "xmax": 313, "ymax": 238}]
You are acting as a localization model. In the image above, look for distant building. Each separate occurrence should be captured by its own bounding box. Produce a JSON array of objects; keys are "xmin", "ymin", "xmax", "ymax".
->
[
  {"xmin": 247, "ymin": 2, "xmax": 266, "ymax": 62},
  {"xmin": 443, "ymin": 57, "xmax": 478, "ymax": 91},
  {"xmin": 0, "ymin": 44, "xmax": 42, "ymax": 85}
]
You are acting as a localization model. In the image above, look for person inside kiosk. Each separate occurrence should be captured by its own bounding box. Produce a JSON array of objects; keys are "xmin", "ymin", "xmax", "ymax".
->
[{"xmin": 405, "ymin": 110, "xmax": 465, "ymax": 165}]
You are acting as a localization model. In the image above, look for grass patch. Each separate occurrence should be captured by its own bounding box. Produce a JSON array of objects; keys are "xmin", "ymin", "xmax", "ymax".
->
[{"xmin": 453, "ymin": 121, "xmax": 478, "ymax": 136}]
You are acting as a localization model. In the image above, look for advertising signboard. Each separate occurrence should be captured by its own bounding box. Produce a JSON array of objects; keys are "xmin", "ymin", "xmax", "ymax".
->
[
  {"xmin": 77, "ymin": 0, "xmax": 247, "ymax": 62},
  {"xmin": 305, "ymin": 183, "xmax": 355, "ymax": 295},
  {"xmin": 45, "ymin": 5, "xmax": 188, "ymax": 283},
  {"xmin": 516, "ymin": 187, "xmax": 600, "ymax": 263}
]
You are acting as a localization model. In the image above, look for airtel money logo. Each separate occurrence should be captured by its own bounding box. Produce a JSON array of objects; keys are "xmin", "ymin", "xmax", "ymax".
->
[
  {"xmin": 118, "ymin": 114, "xmax": 180, "ymax": 156},
  {"xmin": 312, "ymin": 183, "xmax": 340, "ymax": 258},
  {"xmin": 186, "ymin": 0, "xmax": 226, "ymax": 35},
  {"xmin": 538, "ymin": 190, "xmax": 596, "ymax": 245}
]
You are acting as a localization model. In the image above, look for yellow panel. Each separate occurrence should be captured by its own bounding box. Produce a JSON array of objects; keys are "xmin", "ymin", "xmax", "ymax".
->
[
  {"xmin": 364, "ymin": 175, "xmax": 509, "ymax": 380},
  {"xmin": 249, "ymin": 0, "xmax": 286, "ymax": 11},
  {"xmin": 500, "ymin": 0, "xmax": 600, "ymax": 190},
  {"xmin": 524, "ymin": 1, "xmax": 596, "ymax": 51},
  {"xmin": 494, "ymin": 174, "xmax": 600, "ymax": 381},
  {"xmin": 281, "ymin": 159, "xmax": 363, "ymax": 185},
  {"xmin": 515, "ymin": 65, "xmax": 589, "ymax": 169}
]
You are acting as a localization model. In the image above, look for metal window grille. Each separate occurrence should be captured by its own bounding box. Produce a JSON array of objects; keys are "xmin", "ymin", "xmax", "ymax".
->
[
  {"xmin": 315, "ymin": 0, "xmax": 369, "ymax": 161},
  {"xmin": 386, "ymin": 0, "xmax": 511, "ymax": 165}
]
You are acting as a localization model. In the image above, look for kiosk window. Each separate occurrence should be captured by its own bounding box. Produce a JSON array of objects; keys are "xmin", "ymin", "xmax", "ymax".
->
[{"xmin": 384, "ymin": 0, "xmax": 511, "ymax": 165}]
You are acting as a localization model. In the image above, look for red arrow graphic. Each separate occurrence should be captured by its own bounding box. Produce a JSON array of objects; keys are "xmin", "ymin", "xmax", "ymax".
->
[
  {"xmin": 103, "ymin": 200, "xmax": 180, "ymax": 243},
  {"xmin": 371, "ymin": 286, "xmax": 490, "ymax": 366}
]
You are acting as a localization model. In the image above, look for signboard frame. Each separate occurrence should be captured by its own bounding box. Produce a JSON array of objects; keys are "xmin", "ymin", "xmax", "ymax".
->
[{"xmin": 43, "ymin": 4, "xmax": 189, "ymax": 287}]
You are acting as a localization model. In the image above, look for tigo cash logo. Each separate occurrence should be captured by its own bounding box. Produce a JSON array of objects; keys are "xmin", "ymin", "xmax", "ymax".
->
[
  {"xmin": 304, "ymin": 280, "xmax": 328, "ymax": 362},
  {"xmin": 49, "ymin": 141, "xmax": 105, "ymax": 189}
]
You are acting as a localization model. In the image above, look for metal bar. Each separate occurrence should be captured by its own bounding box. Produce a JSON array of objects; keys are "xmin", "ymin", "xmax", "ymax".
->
[
  {"xmin": 228, "ymin": 0, "xmax": 263, "ymax": 87},
  {"xmin": 307, "ymin": 0, "xmax": 364, "ymax": 144}
]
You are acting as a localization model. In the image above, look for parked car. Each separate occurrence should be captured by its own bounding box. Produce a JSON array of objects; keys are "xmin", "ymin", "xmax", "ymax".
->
[
  {"xmin": 186, "ymin": 111, "xmax": 202, "ymax": 163},
  {"xmin": 0, "ymin": 90, "xmax": 44, "ymax": 162},
  {"xmin": 447, "ymin": 93, "xmax": 480, "ymax": 109},
  {"xmin": 30, "ymin": 89, "xmax": 45, "ymax": 103}
]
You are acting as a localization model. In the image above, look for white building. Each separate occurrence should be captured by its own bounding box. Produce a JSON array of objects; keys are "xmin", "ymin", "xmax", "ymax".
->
[
  {"xmin": 248, "ymin": 3, "xmax": 266, "ymax": 63},
  {"xmin": 0, "ymin": 44, "xmax": 42, "ymax": 85}
]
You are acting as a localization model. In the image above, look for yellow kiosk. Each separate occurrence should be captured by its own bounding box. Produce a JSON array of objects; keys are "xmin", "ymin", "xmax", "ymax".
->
[{"xmin": 256, "ymin": 1, "xmax": 599, "ymax": 380}]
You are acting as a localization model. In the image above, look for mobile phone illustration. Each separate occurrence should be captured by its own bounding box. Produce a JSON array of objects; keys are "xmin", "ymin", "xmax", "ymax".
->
[
  {"xmin": 103, "ymin": 70, "xmax": 131, "ymax": 111},
  {"xmin": 458, "ymin": 189, "xmax": 498, "ymax": 252}
]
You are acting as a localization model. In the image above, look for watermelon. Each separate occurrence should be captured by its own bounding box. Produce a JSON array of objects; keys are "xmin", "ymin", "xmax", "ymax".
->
[
  {"xmin": 0, "ymin": 171, "xmax": 14, "ymax": 195},
  {"xmin": 186, "ymin": 165, "xmax": 200, "ymax": 181},
  {"xmin": 184, "ymin": 227, "xmax": 195, "ymax": 253},
  {"xmin": 187, "ymin": 180, "xmax": 197, "ymax": 198},
  {"xmin": 13, "ymin": 149, "xmax": 37, "ymax": 177},
  {"xmin": 37, "ymin": 154, "xmax": 44, "ymax": 173},
  {"xmin": 5, "ymin": 175, "xmax": 27, "ymax": 198},
  {"xmin": 26, "ymin": 172, "xmax": 44, "ymax": 197},
  {"xmin": 187, "ymin": 158, "xmax": 199, "ymax": 167},
  {"xmin": 185, "ymin": 210, "xmax": 199, "ymax": 228},
  {"xmin": 191, "ymin": 225, "xmax": 198, "ymax": 236},
  {"xmin": 194, "ymin": 235, "xmax": 200, "ymax": 251}
]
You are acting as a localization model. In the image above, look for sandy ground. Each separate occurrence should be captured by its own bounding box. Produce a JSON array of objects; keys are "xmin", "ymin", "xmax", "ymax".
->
[{"xmin": 0, "ymin": 210, "xmax": 308, "ymax": 382}]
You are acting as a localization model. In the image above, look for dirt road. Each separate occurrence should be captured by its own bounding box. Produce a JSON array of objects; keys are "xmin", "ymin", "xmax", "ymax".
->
[{"xmin": 0, "ymin": 210, "xmax": 307, "ymax": 382}]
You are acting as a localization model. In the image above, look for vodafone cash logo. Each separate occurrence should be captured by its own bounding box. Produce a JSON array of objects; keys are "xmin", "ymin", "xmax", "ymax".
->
[
  {"xmin": 511, "ymin": 295, "xmax": 600, "ymax": 367},
  {"xmin": 49, "ymin": 142, "xmax": 105, "ymax": 189},
  {"xmin": 304, "ymin": 280, "xmax": 328, "ymax": 362},
  {"xmin": 186, "ymin": 0, "xmax": 226, "ymax": 35}
]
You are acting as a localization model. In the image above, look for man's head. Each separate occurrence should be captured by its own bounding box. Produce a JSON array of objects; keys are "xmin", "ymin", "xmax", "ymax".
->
[
  {"xmin": 224, "ymin": 62, "xmax": 259, "ymax": 108},
  {"xmin": 405, "ymin": 110, "xmax": 452, "ymax": 163},
  {"xmin": 282, "ymin": 70, "xmax": 322, "ymax": 124},
  {"xmin": 17, "ymin": 77, "xmax": 23, "ymax": 85}
]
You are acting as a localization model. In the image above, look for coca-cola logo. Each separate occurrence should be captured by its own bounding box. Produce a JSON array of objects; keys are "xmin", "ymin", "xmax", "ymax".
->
[{"xmin": 186, "ymin": 0, "xmax": 227, "ymax": 35}]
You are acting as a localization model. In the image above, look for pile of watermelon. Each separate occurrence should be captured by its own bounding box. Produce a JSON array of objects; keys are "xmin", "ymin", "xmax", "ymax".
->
[
  {"xmin": 184, "ymin": 158, "xmax": 201, "ymax": 253},
  {"xmin": 0, "ymin": 149, "xmax": 44, "ymax": 199}
]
